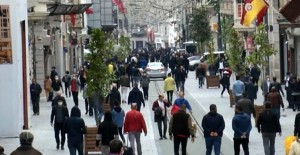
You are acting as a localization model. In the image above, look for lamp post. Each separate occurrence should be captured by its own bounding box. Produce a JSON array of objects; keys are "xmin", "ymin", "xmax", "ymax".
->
[{"xmin": 216, "ymin": 0, "xmax": 223, "ymax": 51}]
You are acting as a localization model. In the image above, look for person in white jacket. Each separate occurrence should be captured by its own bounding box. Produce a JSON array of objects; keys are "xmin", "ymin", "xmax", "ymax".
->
[{"xmin": 289, "ymin": 137, "xmax": 300, "ymax": 155}]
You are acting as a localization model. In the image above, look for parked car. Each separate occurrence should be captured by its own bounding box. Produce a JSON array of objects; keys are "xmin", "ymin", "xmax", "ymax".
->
[
  {"xmin": 188, "ymin": 55, "xmax": 201, "ymax": 71},
  {"xmin": 200, "ymin": 51, "xmax": 225, "ymax": 63},
  {"xmin": 145, "ymin": 62, "xmax": 167, "ymax": 80}
]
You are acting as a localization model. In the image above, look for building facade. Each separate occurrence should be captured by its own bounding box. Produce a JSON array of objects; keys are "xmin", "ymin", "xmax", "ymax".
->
[{"xmin": 0, "ymin": 0, "xmax": 29, "ymax": 137}]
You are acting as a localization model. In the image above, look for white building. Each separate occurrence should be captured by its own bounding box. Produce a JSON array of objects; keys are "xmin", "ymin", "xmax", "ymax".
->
[{"xmin": 0, "ymin": 0, "xmax": 29, "ymax": 137}]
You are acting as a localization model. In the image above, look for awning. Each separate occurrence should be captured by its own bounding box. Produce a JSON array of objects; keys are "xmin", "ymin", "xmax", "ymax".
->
[
  {"xmin": 48, "ymin": 4, "xmax": 92, "ymax": 16},
  {"xmin": 280, "ymin": 0, "xmax": 300, "ymax": 23}
]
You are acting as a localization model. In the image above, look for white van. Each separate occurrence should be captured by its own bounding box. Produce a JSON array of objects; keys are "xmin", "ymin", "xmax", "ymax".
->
[{"xmin": 200, "ymin": 51, "xmax": 225, "ymax": 63}]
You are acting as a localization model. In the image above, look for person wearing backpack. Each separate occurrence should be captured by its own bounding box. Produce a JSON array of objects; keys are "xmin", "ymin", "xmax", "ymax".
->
[{"xmin": 62, "ymin": 71, "xmax": 71, "ymax": 97}]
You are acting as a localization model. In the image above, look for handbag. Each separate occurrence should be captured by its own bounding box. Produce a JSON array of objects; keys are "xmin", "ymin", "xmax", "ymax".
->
[{"xmin": 123, "ymin": 135, "xmax": 134, "ymax": 155}]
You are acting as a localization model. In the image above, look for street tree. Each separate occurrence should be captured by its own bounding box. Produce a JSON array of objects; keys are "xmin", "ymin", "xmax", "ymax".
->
[
  {"xmin": 113, "ymin": 35, "xmax": 131, "ymax": 62},
  {"xmin": 225, "ymin": 24, "xmax": 246, "ymax": 76},
  {"xmin": 85, "ymin": 29, "xmax": 114, "ymax": 96},
  {"xmin": 246, "ymin": 24, "xmax": 277, "ymax": 77},
  {"xmin": 189, "ymin": 6, "xmax": 212, "ymax": 54}
]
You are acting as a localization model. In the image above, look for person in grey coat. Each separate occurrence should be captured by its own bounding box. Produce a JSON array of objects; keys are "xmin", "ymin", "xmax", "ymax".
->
[
  {"xmin": 140, "ymin": 72, "xmax": 150, "ymax": 100},
  {"xmin": 261, "ymin": 75, "xmax": 271, "ymax": 101},
  {"xmin": 89, "ymin": 90, "xmax": 104, "ymax": 126}
]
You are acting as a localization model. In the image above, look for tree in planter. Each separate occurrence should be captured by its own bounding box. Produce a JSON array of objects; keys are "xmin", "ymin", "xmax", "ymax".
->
[
  {"xmin": 246, "ymin": 24, "xmax": 277, "ymax": 79},
  {"xmin": 189, "ymin": 6, "xmax": 212, "ymax": 54},
  {"xmin": 85, "ymin": 29, "xmax": 114, "ymax": 97},
  {"xmin": 225, "ymin": 25, "xmax": 246, "ymax": 76},
  {"xmin": 206, "ymin": 40, "xmax": 217, "ymax": 76},
  {"xmin": 113, "ymin": 35, "xmax": 131, "ymax": 62}
]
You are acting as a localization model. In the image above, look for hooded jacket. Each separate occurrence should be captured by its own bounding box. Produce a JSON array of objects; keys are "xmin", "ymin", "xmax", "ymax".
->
[
  {"xmin": 64, "ymin": 106, "xmax": 86, "ymax": 144},
  {"xmin": 112, "ymin": 106, "xmax": 125, "ymax": 128},
  {"xmin": 96, "ymin": 112, "xmax": 118, "ymax": 146},
  {"xmin": 201, "ymin": 112, "xmax": 225, "ymax": 137},
  {"xmin": 128, "ymin": 87, "xmax": 145, "ymax": 107},
  {"xmin": 232, "ymin": 112, "xmax": 252, "ymax": 138}
]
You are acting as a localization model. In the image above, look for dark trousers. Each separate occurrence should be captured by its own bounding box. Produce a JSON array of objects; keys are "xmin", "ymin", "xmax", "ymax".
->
[
  {"xmin": 118, "ymin": 127, "xmax": 125, "ymax": 143},
  {"xmin": 85, "ymin": 98, "xmax": 93, "ymax": 116},
  {"xmin": 174, "ymin": 136, "xmax": 188, "ymax": 155},
  {"xmin": 72, "ymin": 91, "xmax": 79, "ymax": 106},
  {"xmin": 68, "ymin": 142, "xmax": 83, "ymax": 155},
  {"xmin": 198, "ymin": 76, "xmax": 204, "ymax": 88},
  {"xmin": 142, "ymin": 87, "xmax": 149, "ymax": 99},
  {"xmin": 175, "ymin": 80, "xmax": 180, "ymax": 91},
  {"xmin": 64, "ymin": 84, "xmax": 71, "ymax": 97},
  {"xmin": 221, "ymin": 85, "xmax": 230, "ymax": 95},
  {"xmin": 167, "ymin": 91, "xmax": 174, "ymax": 103},
  {"xmin": 233, "ymin": 138, "xmax": 249, "ymax": 155},
  {"xmin": 54, "ymin": 122, "xmax": 65, "ymax": 147},
  {"xmin": 157, "ymin": 116, "xmax": 167, "ymax": 138},
  {"xmin": 205, "ymin": 136, "xmax": 221, "ymax": 155},
  {"xmin": 31, "ymin": 97, "xmax": 40, "ymax": 114}
]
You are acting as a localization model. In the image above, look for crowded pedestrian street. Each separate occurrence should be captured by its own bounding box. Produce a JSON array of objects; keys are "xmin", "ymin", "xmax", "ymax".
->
[{"xmin": 0, "ymin": 69, "xmax": 297, "ymax": 155}]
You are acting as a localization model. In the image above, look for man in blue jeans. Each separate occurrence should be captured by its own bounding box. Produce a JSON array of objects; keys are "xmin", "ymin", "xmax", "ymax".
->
[{"xmin": 201, "ymin": 104, "xmax": 225, "ymax": 155}]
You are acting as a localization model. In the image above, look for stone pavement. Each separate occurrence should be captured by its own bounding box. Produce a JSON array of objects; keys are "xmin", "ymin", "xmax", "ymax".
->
[
  {"xmin": 0, "ymin": 93, "xmax": 158, "ymax": 155},
  {"xmin": 180, "ymin": 71, "xmax": 297, "ymax": 155}
]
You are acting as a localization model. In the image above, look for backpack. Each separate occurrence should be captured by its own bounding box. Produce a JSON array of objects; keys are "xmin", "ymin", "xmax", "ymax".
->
[{"xmin": 62, "ymin": 75, "xmax": 71, "ymax": 84}]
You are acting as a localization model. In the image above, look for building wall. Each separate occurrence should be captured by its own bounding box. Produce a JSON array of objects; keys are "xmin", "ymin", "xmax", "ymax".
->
[{"xmin": 0, "ymin": 0, "xmax": 29, "ymax": 137}]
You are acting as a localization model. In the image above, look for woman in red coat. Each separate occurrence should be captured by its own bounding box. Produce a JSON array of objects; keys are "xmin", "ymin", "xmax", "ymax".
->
[{"xmin": 152, "ymin": 94, "xmax": 171, "ymax": 140}]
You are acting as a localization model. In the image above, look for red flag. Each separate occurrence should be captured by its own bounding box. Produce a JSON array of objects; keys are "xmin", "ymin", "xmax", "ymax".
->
[
  {"xmin": 85, "ymin": 8, "xmax": 93, "ymax": 14},
  {"xmin": 256, "ymin": 0, "xmax": 268, "ymax": 25},
  {"xmin": 70, "ymin": 14, "xmax": 76, "ymax": 26},
  {"xmin": 112, "ymin": 0, "xmax": 121, "ymax": 6}
]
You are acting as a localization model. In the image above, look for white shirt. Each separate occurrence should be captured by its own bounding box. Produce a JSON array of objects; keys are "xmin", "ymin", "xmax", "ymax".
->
[
  {"xmin": 285, "ymin": 76, "xmax": 290, "ymax": 87},
  {"xmin": 158, "ymin": 100, "xmax": 166, "ymax": 116}
]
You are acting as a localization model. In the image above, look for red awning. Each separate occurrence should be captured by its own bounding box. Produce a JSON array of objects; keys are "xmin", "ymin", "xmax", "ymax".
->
[
  {"xmin": 280, "ymin": 0, "xmax": 300, "ymax": 23},
  {"xmin": 85, "ymin": 8, "xmax": 93, "ymax": 14}
]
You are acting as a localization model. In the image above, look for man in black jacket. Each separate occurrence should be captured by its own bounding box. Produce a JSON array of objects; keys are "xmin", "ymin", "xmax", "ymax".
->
[
  {"xmin": 269, "ymin": 77, "xmax": 284, "ymax": 96},
  {"xmin": 201, "ymin": 104, "xmax": 225, "ymax": 155},
  {"xmin": 128, "ymin": 84, "xmax": 145, "ymax": 111},
  {"xmin": 96, "ymin": 111, "xmax": 119, "ymax": 155},
  {"xmin": 52, "ymin": 92, "xmax": 67, "ymax": 107},
  {"xmin": 174, "ymin": 65, "xmax": 187, "ymax": 93},
  {"xmin": 51, "ymin": 101, "xmax": 69, "ymax": 150},
  {"xmin": 30, "ymin": 79, "xmax": 42, "ymax": 115},
  {"xmin": 257, "ymin": 101, "xmax": 282, "ymax": 155},
  {"xmin": 236, "ymin": 92, "xmax": 256, "ymax": 119},
  {"xmin": 169, "ymin": 104, "xmax": 195, "ymax": 155},
  {"xmin": 106, "ymin": 84, "xmax": 121, "ymax": 110}
]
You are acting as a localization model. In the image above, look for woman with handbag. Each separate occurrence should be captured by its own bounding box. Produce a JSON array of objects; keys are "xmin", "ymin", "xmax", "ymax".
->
[{"xmin": 152, "ymin": 94, "xmax": 171, "ymax": 140}]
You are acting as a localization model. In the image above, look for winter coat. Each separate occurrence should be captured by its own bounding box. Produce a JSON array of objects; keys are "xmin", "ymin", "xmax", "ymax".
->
[
  {"xmin": 164, "ymin": 77, "xmax": 175, "ymax": 91},
  {"xmin": 52, "ymin": 96, "xmax": 67, "ymax": 107},
  {"xmin": 106, "ymin": 88, "xmax": 121, "ymax": 107},
  {"xmin": 52, "ymin": 80, "xmax": 62, "ymax": 91},
  {"xmin": 174, "ymin": 69, "xmax": 187, "ymax": 82},
  {"xmin": 140, "ymin": 76, "xmax": 150, "ymax": 87},
  {"xmin": 257, "ymin": 109, "xmax": 281, "ymax": 133},
  {"xmin": 10, "ymin": 145, "xmax": 42, "ymax": 155},
  {"xmin": 174, "ymin": 98, "xmax": 192, "ymax": 112},
  {"xmin": 119, "ymin": 75, "xmax": 130, "ymax": 87},
  {"xmin": 112, "ymin": 107, "xmax": 125, "ymax": 128},
  {"xmin": 96, "ymin": 112, "xmax": 118, "ymax": 146},
  {"xmin": 245, "ymin": 82, "xmax": 258, "ymax": 100},
  {"xmin": 201, "ymin": 112, "xmax": 225, "ymax": 137},
  {"xmin": 169, "ymin": 110, "xmax": 194, "ymax": 138},
  {"xmin": 152, "ymin": 100, "xmax": 171, "ymax": 122},
  {"xmin": 236, "ymin": 98, "xmax": 256, "ymax": 118},
  {"xmin": 124, "ymin": 110, "xmax": 147, "ymax": 133},
  {"xmin": 128, "ymin": 87, "xmax": 145, "ymax": 107},
  {"xmin": 267, "ymin": 91, "xmax": 284, "ymax": 109},
  {"xmin": 232, "ymin": 112, "xmax": 252, "ymax": 139},
  {"xmin": 44, "ymin": 79, "xmax": 52, "ymax": 91},
  {"xmin": 30, "ymin": 83, "xmax": 42, "ymax": 99},
  {"xmin": 220, "ymin": 76, "xmax": 230, "ymax": 86},
  {"xmin": 64, "ymin": 106, "xmax": 86, "ymax": 144},
  {"xmin": 51, "ymin": 105, "xmax": 69, "ymax": 124},
  {"xmin": 289, "ymin": 140, "xmax": 300, "ymax": 155},
  {"xmin": 269, "ymin": 81, "xmax": 284, "ymax": 95},
  {"xmin": 70, "ymin": 79, "xmax": 80, "ymax": 92}
]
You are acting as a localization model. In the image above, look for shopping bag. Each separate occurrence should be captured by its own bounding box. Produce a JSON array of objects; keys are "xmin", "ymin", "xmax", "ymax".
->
[
  {"xmin": 171, "ymin": 104, "xmax": 180, "ymax": 115},
  {"xmin": 285, "ymin": 135, "xmax": 296, "ymax": 155},
  {"xmin": 123, "ymin": 135, "xmax": 134, "ymax": 155}
]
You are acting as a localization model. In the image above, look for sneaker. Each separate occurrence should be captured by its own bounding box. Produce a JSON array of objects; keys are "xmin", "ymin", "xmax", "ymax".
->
[{"xmin": 56, "ymin": 144, "xmax": 59, "ymax": 150}]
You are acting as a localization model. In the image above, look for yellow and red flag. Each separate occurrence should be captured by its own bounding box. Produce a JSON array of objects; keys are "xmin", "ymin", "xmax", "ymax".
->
[{"xmin": 240, "ymin": 0, "xmax": 268, "ymax": 27}]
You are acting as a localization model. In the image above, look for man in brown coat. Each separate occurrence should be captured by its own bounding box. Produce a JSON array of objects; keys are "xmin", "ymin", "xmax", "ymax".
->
[
  {"xmin": 267, "ymin": 87, "xmax": 284, "ymax": 119},
  {"xmin": 11, "ymin": 131, "xmax": 42, "ymax": 155}
]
